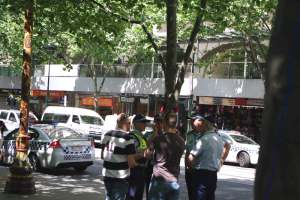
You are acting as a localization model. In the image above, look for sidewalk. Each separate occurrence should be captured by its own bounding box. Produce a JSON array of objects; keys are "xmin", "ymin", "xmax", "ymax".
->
[
  {"xmin": 0, "ymin": 165, "xmax": 106, "ymax": 200},
  {"xmin": 0, "ymin": 152, "xmax": 254, "ymax": 200}
]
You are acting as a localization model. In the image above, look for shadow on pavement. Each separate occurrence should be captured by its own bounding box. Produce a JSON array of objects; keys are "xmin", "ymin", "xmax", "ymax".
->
[{"xmin": 0, "ymin": 165, "xmax": 106, "ymax": 200}]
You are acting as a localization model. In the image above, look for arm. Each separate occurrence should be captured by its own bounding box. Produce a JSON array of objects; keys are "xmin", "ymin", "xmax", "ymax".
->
[
  {"xmin": 220, "ymin": 142, "xmax": 231, "ymax": 165},
  {"xmin": 100, "ymin": 145, "xmax": 105, "ymax": 160},
  {"xmin": 128, "ymin": 154, "xmax": 138, "ymax": 168},
  {"xmin": 187, "ymin": 139, "xmax": 203, "ymax": 166}
]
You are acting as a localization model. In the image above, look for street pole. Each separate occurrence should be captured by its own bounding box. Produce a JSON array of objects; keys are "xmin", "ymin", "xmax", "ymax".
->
[{"xmin": 45, "ymin": 57, "xmax": 51, "ymax": 107}]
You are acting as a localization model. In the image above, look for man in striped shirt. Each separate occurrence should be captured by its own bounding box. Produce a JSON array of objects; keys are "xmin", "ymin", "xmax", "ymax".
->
[{"xmin": 101, "ymin": 113, "xmax": 137, "ymax": 200}]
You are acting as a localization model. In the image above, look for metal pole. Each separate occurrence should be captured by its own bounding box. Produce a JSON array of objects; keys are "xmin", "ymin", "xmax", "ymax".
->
[{"xmin": 45, "ymin": 57, "xmax": 50, "ymax": 107}]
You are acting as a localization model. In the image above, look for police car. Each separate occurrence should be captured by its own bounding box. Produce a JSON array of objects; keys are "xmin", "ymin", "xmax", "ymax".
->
[
  {"xmin": 1, "ymin": 124, "xmax": 95, "ymax": 172},
  {"xmin": 218, "ymin": 130, "xmax": 260, "ymax": 167}
]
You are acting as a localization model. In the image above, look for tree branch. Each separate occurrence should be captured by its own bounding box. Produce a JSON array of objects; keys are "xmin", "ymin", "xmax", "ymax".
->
[
  {"xmin": 88, "ymin": 0, "xmax": 141, "ymax": 24},
  {"xmin": 88, "ymin": 0, "xmax": 166, "ymax": 71},
  {"xmin": 183, "ymin": 0, "xmax": 207, "ymax": 65},
  {"xmin": 175, "ymin": 0, "xmax": 207, "ymax": 92},
  {"xmin": 141, "ymin": 24, "xmax": 166, "ymax": 71}
]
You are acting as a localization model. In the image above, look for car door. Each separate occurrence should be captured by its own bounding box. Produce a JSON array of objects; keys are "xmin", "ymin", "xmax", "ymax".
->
[
  {"xmin": 2, "ymin": 128, "xmax": 19, "ymax": 164},
  {"xmin": 29, "ymin": 129, "xmax": 50, "ymax": 168}
]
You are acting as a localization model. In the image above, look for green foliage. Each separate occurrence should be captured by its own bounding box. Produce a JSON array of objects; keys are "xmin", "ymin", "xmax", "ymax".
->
[{"xmin": 0, "ymin": 0, "xmax": 278, "ymax": 71}]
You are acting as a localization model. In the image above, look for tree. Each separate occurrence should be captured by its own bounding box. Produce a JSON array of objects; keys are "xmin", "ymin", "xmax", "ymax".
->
[
  {"xmin": 255, "ymin": 0, "xmax": 300, "ymax": 199},
  {"xmin": 4, "ymin": 0, "xmax": 35, "ymax": 194}
]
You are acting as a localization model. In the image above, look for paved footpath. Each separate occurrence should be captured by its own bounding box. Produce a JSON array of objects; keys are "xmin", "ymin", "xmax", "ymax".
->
[{"xmin": 0, "ymin": 152, "xmax": 254, "ymax": 200}]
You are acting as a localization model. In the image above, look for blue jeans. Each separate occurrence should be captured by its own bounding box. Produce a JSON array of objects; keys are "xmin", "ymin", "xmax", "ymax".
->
[
  {"xmin": 188, "ymin": 169, "xmax": 217, "ymax": 200},
  {"xmin": 126, "ymin": 167, "xmax": 146, "ymax": 200},
  {"xmin": 148, "ymin": 177, "xmax": 180, "ymax": 200},
  {"xmin": 104, "ymin": 179, "xmax": 129, "ymax": 200}
]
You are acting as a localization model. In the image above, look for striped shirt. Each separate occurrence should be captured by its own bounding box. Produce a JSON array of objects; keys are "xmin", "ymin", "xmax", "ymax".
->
[{"xmin": 101, "ymin": 129, "xmax": 136, "ymax": 180}]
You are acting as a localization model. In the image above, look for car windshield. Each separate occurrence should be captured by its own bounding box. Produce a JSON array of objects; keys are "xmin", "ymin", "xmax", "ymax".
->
[
  {"xmin": 43, "ymin": 113, "xmax": 70, "ymax": 123},
  {"xmin": 230, "ymin": 135, "xmax": 257, "ymax": 145},
  {"xmin": 48, "ymin": 128, "xmax": 82, "ymax": 140},
  {"xmin": 81, "ymin": 115, "xmax": 103, "ymax": 125},
  {"xmin": 17, "ymin": 113, "xmax": 37, "ymax": 123}
]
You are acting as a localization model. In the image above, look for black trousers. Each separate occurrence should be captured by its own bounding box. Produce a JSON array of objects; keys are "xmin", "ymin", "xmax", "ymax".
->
[{"xmin": 185, "ymin": 169, "xmax": 217, "ymax": 200}]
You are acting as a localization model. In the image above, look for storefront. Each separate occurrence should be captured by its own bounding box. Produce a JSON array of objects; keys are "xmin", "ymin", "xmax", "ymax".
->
[
  {"xmin": 195, "ymin": 96, "xmax": 263, "ymax": 143},
  {"xmin": 30, "ymin": 90, "xmax": 67, "ymax": 118},
  {"xmin": 79, "ymin": 96, "xmax": 119, "ymax": 116}
]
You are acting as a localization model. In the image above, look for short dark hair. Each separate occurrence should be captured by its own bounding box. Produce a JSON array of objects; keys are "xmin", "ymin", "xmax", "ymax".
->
[
  {"xmin": 117, "ymin": 113, "xmax": 129, "ymax": 127},
  {"xmin": 164, "ymin": 112, "xmax": 177, "ymax": 129}
]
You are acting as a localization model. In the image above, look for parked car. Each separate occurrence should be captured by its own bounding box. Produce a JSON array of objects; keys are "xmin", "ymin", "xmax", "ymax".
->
[
  {"xmin": 41, "ymin": 106, "xmax": 104, "ymax": 145},
  {"xmin": 0, "ymin": 109, "xmax": 38, "ymax": 136},
  {"xmin": 218, "ymin": 130, "xmax": 260, "ymax": 167},
  {"xmin": 1, "ymin": 124, "xmax": 95, "ymax": 172}
]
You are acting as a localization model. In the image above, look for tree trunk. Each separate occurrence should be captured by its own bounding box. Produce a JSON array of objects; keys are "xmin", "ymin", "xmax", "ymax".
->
[
  {"xmin": 255, "ymin": 1, "xmax": 300, "ymax": 199},
  {"xmin": 5, "ymin": 0, "xmax": 36, "ymax": 194},
  {"xmin": 164, "ymin": 0, "xmax": 178, "ymax": 112}
]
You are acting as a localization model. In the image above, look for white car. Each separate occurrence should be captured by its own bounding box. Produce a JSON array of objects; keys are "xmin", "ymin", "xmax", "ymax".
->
[
  {"xmin": 219, "ymin": 130, "xmax": 260, "ymax": 167},
  {"xmin": 0, "ymin": 109, "xmax": 38, "ymax": 136},
  {"xmin": 2, "ymin": 125, "xmax": 95, "ymax": 172},
  {"xmin": 41, "ymin": 106, "xmax": 105, "ymax": 146}
]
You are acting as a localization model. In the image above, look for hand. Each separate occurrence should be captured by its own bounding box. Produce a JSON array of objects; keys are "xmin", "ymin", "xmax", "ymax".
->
[
  {"xmin": 144, "ymin": 149, "xmax": 152, "ymax": 159},
  {"xmin": 220, "ymin": 159, "xmax": 225, "ymax": 167}
]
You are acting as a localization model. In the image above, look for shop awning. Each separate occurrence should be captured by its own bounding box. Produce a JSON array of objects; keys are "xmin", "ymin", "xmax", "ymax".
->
[{"xmin": 199, "ymin": 97, "xmax": 264, "ymax": 107}]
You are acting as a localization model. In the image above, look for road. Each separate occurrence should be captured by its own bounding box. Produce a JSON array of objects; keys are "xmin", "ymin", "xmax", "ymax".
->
[{"xmin": 0, "ymin": 158, "xmax": 255, "ymax": 200}]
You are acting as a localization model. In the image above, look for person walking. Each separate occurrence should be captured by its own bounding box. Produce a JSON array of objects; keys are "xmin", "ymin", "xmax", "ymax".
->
[
  {"xmin": 101, "ymin": 113, "xmax": 137, "ymax": 200},
  {"xmin": 0, "ymin": 120, "xmax": 7, "ymax": 160},
  {"xmin": 126, "ymin": 114, "xmax": 150, "ymax": 200},
  {"xmin": 185, "ymin": 114, "xmax": 231, "ymax": 200},
  {"xmin": 147, "ymin": 111, "xmax": 185, "ymax": 200}
]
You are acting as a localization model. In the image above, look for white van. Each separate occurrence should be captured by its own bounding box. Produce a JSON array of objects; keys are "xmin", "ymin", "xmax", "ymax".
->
[
  {"xmin": 0, "ymin": 109, "xmax": 38, "ymax": 136},
  {"xmin": 41, "ymin": 106, "xmax": 104, "ymax": 144}
]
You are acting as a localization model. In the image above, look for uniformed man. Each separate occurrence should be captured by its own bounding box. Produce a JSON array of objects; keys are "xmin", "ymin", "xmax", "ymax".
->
[
  {"xmin": 185, "ymin": 114, "xmax": 231, "ymax": 200},
  {"xmin": 126, "ymin": 114, "xmax": 150, "ymax": 200}
]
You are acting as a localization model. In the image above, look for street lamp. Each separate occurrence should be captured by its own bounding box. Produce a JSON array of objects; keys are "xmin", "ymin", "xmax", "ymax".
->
[{"xmin": 43, "ymin": 44, "xmax": 57, "ymax": 108}]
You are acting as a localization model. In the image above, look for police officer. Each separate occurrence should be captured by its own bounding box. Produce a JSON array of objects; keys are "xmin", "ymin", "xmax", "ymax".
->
[
  {"xmin": 185, "ymin": 114, "xmax": 230, "ymax": 200},
  {"xmin": 126, "ymin": 114, "xmax": 150, "ymax": 200}
]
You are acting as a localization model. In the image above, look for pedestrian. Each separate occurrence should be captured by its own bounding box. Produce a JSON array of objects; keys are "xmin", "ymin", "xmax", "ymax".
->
[
  {"xmin": 185, "ymin": 115, "xmax": 204, "ymax": 200},
  {"xmin": 126, "ymin": 114, "xmax": 150, "ymax": 200},
  {"xmin": 147, "ymin": 111, "xmax": 185, "ymax": 200},
  {"xmin": 101, "ymin": 113, "xmax": 137, "ymax": 200},
  {"xmin": 185, "ymin": 114, "xmax": 231, "ymax": 200},
  {"xmin": 0, "ymin": 120, "xmax": 7, "ymax": 161},
  {"xmin": 144, "ymin": 114, "xmax": 163, "ymax": 200}
]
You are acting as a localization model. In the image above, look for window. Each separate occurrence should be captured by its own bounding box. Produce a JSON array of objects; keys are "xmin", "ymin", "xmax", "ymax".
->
[
  {"xmin": 0, "ymin": 112, "xmax": 8, "ymax": 120},
  {"xmin": 72, "ymin": 115, "xmax": 80, "ymax": 124},
  {"xmin": 43, "ymin": 113, "xmax": 70, "ymax": 123},
  {"xmin": 49, "ymin": 128, "xmax": 82, "ymax": 140},
  {"xmin": 5, "ymin": 129, "xmax": 18, "ymax": 140},
  {"xmin": 8, "ymin": 113, "xmax": 17, "ymax": 122},
  {"xmin": 230, "ymin": 135, "xmax": 257, "ymax": 145},
  {"xmin": 81, "ymin": 115, "xmax": 103, "ymax": 125}
]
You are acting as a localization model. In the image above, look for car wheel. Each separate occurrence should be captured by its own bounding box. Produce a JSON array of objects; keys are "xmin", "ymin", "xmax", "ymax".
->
[
  {"xmin": 74, "ymin": 165, "xmax": 88, "ymax": 172},
  {"xmin": 29, "ymin": 154, "xmax": 41, "ymax": 172},
  {"xmin": 237, "ymin": 152, "xmax": 250, "ymax": 167}
]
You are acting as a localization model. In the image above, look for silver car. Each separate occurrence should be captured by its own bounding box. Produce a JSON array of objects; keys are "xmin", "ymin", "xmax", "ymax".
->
[{"xmin": 2, "ymin": 125, "xmax": 95, "ymax": 172}]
